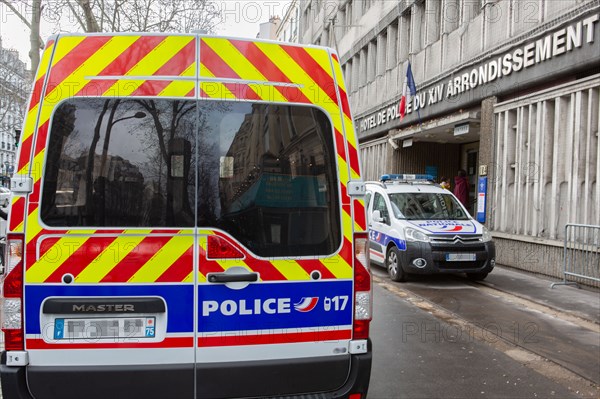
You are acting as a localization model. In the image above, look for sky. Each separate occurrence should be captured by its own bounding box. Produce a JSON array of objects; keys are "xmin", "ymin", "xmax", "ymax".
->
[{"xmin": 0, "ymin": 0, "xmax": 292, "ymax": 69}]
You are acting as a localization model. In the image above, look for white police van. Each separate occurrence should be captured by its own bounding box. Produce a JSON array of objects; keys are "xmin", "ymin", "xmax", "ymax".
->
[{"xmin": 366, "ymin": 174, "xmax": 495, "ymax": 282}]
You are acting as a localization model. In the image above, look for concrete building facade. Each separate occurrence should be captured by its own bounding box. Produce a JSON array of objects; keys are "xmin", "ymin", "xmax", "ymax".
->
[
  {"xmin": 0, "ymin": 37, "xmax": 28, "ymax": 187},
  {"xmin": 299, "ymin": 0, "xmax": 600, "ymax": 281}
]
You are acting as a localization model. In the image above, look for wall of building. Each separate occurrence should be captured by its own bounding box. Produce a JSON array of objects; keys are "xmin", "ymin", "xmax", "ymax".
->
[
  {"xmin": 0, "ymin": 37, "xmax": 28, "ymax": 186},
  {"xmin": 300, "ymin": 0, "xmax": 600, "ymax": 282}
]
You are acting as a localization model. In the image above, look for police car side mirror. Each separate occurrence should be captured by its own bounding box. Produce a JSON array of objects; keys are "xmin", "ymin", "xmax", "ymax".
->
[{"xmin": 373, "ymin": 210, "xmax": 385, "ymax": 224}]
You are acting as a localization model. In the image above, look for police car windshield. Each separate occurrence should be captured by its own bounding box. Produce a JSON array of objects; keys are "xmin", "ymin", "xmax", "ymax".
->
[{"xmin": 388, "ymin": 192, "xmax": 469, "ymax": 220}]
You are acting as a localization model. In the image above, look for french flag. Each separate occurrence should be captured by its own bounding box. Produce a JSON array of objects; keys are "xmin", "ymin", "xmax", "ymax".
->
[{"xmin": 399, "ymin": 62, "xmax": 417, "ymax": 120}]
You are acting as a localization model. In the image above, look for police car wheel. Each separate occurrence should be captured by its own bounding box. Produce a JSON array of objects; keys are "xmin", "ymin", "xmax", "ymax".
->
[
  {"xmin": 466, "ymin": 272, "xmax": 488, "ymax": 281},
  {"xmin": 386, "ymin": 246, "xmax": 407, "ymax": 282}
]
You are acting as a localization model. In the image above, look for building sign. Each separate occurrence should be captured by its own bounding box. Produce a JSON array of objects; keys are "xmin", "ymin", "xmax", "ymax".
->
[{"xmin": 358, "ymin": 13, "xmax": 599, "ymax": 133}]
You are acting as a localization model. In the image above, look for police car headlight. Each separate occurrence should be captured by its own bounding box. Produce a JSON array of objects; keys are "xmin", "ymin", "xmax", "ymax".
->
[
  {"xmin": 481, "ymin": 227, "xmax": 493, "ymax": 242},
  {"xmin": 405, "ymin": 228, "xmax": 430, "ymax": 243}
]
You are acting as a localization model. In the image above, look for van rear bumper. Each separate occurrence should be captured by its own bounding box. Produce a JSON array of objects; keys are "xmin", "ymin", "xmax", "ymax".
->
[{"xmin": 1, "ymin": 345, "xmax": 371, "ymax": 399}]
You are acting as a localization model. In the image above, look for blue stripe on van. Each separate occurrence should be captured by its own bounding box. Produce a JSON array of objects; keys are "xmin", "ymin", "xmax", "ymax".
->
[
  {"xmin": 197, "ymin": 280, "xmax": 353, "ymax": 332},
  {"xmin": 24, "ymin": 284, "xmax": 194, "ymax": 334}
]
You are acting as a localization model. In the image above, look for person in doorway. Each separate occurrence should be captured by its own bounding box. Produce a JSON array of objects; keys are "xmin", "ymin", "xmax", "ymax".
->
[
  {"xmin": 453, "ymin": 169, "xmax": 469, "ymax": 208},
  {"xmin": 440, "ymin": 176, "xmax": 451, "ymax": 190}
]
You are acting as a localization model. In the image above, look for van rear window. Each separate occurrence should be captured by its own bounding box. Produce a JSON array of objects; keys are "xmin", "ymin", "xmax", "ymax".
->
[{"xmin": 41, "ymin": 98, "xmax": 341, "ymax": 257}]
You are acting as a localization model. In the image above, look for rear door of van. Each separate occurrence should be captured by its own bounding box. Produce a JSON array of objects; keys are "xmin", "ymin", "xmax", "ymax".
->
[
  {"xmin": 192, "ymin": 38, "xmax": 362, "ymax": 397},
  {"xmin": 15, "ymin": 34, "xmax": 198, "ymax": 399}
]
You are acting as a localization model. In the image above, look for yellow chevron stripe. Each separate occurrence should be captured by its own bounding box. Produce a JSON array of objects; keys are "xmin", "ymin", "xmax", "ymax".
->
[
  {"xmin": 24, "ymin": 208, "xmax": 44, "ymax": 244},
  {"xmin": 268, "ymin": 260, "xmax": 310, "ymax": 280},
  {"xmin": 328, "ymin": 55, "xmax": 347, "ymax": 94},
  {"xmin": 157, "ymin": 63, "xmax": 196, "ymax": 97},
  {"xmin": 23, "ymin": 107, "xmax": 39, "ymax": 143},
  {"xmin": 202, "ymin": 38, "xmax": 288, "ymax": 103},
  {"xmin": 321, "ymin": 254, "xmax": 353, "ymax": 278},
  {"xmin": 183, "ymin": 271, "xmax": 194, "ymax": 283},
  {"xmin": 75, "ymin": 230, "xmax": 151, "ymax": 283},
  {"xmin": 158, "ymin": 80, "xmax": 195, "ymax": 97},
  {"xmin": 200, "ymin": 64, "xmax": 236, "ymax": 99},
  {"xmin": 26, "ymin": 229, "xmax": 97, "ymax": 283},
  {"xmin": 103, "ymin": 36, "xmax": 194, "ymax": 97},
  {"xmin": 254, "ymin": 42, "xmax": 344, "ymax": 133},
  {"xmin": 38, "ymin": 36, "xmax": 141, "ymax": 126},
  {"xmin": 50, "ymin": 36, "xmax": 86, "ymax": 68},
  {"xmin": 33, "ymin": 42, "xmax": 55, "ymax": 82},
  {"xmin": 128, "ymin": 236, "xmax": 193, "ymax": 282}
]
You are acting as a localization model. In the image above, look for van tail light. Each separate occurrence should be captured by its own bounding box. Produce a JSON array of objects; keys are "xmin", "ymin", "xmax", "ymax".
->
[
  {"xmin": 353, "ymin": 232, "xmax": 372, "ymax": 340},
  {"xmin": 1, "ymin": 233, "xmax": 25, "ymax": 351}
]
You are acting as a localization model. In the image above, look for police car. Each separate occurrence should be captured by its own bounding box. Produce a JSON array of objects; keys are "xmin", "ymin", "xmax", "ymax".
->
[{"xmin": 366, "ymin": 174, "xmax": 495, "ymax": 282}]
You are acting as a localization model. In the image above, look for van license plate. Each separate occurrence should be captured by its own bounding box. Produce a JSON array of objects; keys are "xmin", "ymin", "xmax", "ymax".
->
[
  {"xmin": 445, "ymin": 253, "xmax": 476, "ymax": 261},
  {"xmin": 53, "ymin": 317, "xmax": 156, "ymax": 340}
]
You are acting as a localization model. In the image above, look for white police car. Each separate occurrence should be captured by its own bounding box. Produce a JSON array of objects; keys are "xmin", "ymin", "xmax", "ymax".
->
[{"xmin": 366, "ymin": 174, "xmax": 495, "ymax": 282}]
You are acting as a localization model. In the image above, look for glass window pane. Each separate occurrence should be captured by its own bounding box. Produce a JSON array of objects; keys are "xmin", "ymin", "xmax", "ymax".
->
[
  {"xmin": 201, "ymin": 102, "xmax": 341, "ymax": 257},
  {"xmin": 41, "ymin": 98, "xmax": 196, "ymax": 227}
]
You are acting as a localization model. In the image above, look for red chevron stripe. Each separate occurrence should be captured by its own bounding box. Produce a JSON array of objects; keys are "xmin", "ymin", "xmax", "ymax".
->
[
  {"xmin": 280, "ymin": 45, "xmax": 344, "ymax": 114},
  {"xmin": 347, "ymin": 141, "xmax": 361, "ymax": 176},
  {"xmin": 43, "ymin": 236, "xmax": 121, "ymax": 283},
  {"xmin": 45, "ymin": 36, "xmax": 112, "ymax": 94},
  {"xmin": 229, "ymin": 41, "xmax": 312, "ymax": 104},
  {"xmin": 29, "ymin": 76, "xmax": 46, "ymax": 111},
  {"xmin": 197, "ymin": 247, "xmax": 227, "ymax": 277},
  {"xmin": 200, "ymin": 40, "xmax": 238, "ymax": 79},
  {"xmin": 17, "ymin": 133, "xmax": 33, "ymax": 171},
  {"xmin": 156, "ymin": 245, "xmax": 195, "ymax": 282},
  {"xmin": 295, "ymin": 259, "xmax": 335, "ymax": 279},
  {"xmin": 100, "ymin": 235, "xmax": 174, "ymax": 283},
  {"xmin": 337, "ymin": 87, "xmax": 352, "ymax": 122},
  {"xmin": 8, "ymin": 197, "xmax": 25, "ymax": 231},
  {"xmin": 339, "ymin": 237, "xmax": 354, "ymax": 268},
  {"xmin": 26, "ymin": 336, "xmax": 194, "ymax": 349},
  {"xmin": 353, "ymin": 201, "xmax": 367, "ymax": 230},
  {"xmin": 334, "ymin": 128, "xmax": 347, "ymax": 162},
  {"xmin": 198, "ymin": 329, "xmax": 351, "ymax": 347},
  {"xmin": 99, "ymin": 36, "xmax": 167, "ymax": 76},
  {"xmin": 130, "ymin": 39, "xmax": 196, "ymax": 96},
  {"xmin": 200, "ymin": 43, "xmax": 262, "ymax": 100}
]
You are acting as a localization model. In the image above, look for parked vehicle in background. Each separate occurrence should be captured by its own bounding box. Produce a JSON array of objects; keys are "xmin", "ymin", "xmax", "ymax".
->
[
  {"xmin": 0, "ymin": 33, "xmax": 372, "ymax": 399},
  {"xmin": 366, "ymin": 174, "xmax": 495, "ymax": 282},
  {"xmin": 0, "ymin": 187, "xmax": 10, "ymax": 207}
]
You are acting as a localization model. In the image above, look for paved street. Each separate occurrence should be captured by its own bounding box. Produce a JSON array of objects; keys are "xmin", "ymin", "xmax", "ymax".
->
[{"xmin": 368, "ymin": 267, "xmax": 599, "ymax": 398}]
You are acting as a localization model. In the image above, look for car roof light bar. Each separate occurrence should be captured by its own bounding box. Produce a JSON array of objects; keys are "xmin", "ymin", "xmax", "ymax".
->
[{"xmin": 380, "ymin": 174, "xmax": 434, "ymax": 183}]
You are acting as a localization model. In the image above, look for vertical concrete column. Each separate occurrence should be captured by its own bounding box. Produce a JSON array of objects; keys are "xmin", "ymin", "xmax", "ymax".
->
[
  {"xmin": 386, "ymin": 23, "xmax": 398, "ymax": 70},
  {"xmin": 480, "ymin": 96, "xmax": 497, "ymax": 228},
  {"xmin": 425, "ymin": 0, "xmax": 440, "ymax": 46},
  {"xmin": 443, "ymin": 0, "xmax": 460, "ymax": 34},
  {"xmin": 386, "ymin": 136, "xmax": 397, "ymax": 174},
  {"xmin": 410, "ymin": 3, "xmax": 423, "ymax": 54},
  {"xmin": 398, "ymin": 15, "xmax": 410, "ymax": 61}
]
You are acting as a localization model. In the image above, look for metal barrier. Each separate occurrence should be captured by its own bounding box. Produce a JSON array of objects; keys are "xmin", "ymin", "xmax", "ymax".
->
[{"xmin": 551, "ymin": 224, "xmax": 600, "ymax": 288}]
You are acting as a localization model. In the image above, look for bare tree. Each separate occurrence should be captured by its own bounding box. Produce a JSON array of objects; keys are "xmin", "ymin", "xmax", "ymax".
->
[{"xmin": 2, "ymin": 0, "xmax": 221, "ymax": 73}]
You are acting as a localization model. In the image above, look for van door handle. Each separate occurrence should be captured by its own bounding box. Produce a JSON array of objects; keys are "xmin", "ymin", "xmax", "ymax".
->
[{"xmin": 207, "ymin": 272, "xmax": 259, "ymax": 283}]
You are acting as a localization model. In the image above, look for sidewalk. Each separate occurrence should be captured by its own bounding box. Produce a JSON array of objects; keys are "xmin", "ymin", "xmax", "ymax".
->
[{"xmin": 480, "ymin": 265, "xmax": 600, "ymax": 325}]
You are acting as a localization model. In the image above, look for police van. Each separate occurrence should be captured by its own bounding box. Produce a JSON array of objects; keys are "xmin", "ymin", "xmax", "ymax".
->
[
  {"xmin": 0, "ymin": 33, "xmax": 372, "ymax": 398},
  {"xmin": 366, "ymin": 174, "xmax": 495, "ymax": 282}
]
